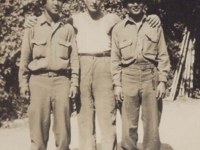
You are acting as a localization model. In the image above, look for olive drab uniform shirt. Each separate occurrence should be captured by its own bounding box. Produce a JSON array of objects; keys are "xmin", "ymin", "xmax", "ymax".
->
[
  {"xmin": 19, "ymin": 14, "xmax": 79, "ymax": 88},
  {"xmin": 111, "ymin": 16, "xmax": 170, "ymax": 87}
]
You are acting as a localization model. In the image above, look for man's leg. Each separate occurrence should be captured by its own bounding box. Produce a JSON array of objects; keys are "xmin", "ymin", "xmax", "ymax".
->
[
  {"xmin": 93, "ymin": 57, "xmax": 117, "ymax": 150},
  {"xmin": 140, "ymin": 68, "xmax": 162, "ymax": 150},
  {"xmin": 51, "ymin": 76, "xmax": 71, "ymax": 150},
  {"xmin": 78, "ymin": 56, "xmax": 96, "ymax": 150},
  {"xmin": 28, "ymin": 75, "xmax": 51, "ymax": 150},
  {"xmin": 121, "ymin": 67, "xmax": 141, "ymax": 150}
]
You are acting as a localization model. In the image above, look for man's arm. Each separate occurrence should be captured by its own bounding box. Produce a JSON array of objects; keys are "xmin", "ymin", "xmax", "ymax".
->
[
  {"xmin": 24, "ymin": 15, "xmax": 76, "ymax": 29},
  {"xmin": 157, "ymin": 27, "xmax": 170, "ymax": 82},
  {"xmin": 111, "ymin": 27, "xmax": 122, "ymax": 87},
  {"xmin": 68, "ymin": 26, "xmax": 79, "ymax": 98},
  {"xmin": 111, "ymin": 26, "xmax": 124, "ymax": 101},
  {"xmin": 156, "ymin": 27, "xmax": 171, "ymax": 99},
  {"xmin": 18, "ymin": 28, "xmax": 33, "ymax": 98}
]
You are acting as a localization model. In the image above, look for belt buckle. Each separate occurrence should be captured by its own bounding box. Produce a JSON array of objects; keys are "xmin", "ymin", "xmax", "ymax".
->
[
  {"xmin": 48, "ymin": 72, "xmax": 56, "ymax": 77},
  {"xmin": 96, "ymin": 53, "xmax": 102, "ymax": 57},
  {"xmin": 140, "ymin": 65, "xmax": 145, "ymax": 71}
]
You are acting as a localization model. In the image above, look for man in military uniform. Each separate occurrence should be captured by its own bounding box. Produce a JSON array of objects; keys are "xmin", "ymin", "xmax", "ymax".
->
[
  {"xmin": 111, "ymin": 0, "xmax": 170, "ymax": 149},
  {"xmin": 19, "ymin": 0, "xmax": 79, "ymax": 149}
]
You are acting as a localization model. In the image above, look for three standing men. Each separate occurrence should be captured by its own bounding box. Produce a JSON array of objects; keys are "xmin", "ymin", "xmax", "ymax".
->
[
  {"xmin": 22, "ymin": 0, "xmax": 162, "ymax": 150},
  {"xmin": 19, "ymin": 0, "xmax": 79, "ymax": 150},
  {"xmin": 111, "ymin": 0, "xmax": 170, "ymax": 150}
]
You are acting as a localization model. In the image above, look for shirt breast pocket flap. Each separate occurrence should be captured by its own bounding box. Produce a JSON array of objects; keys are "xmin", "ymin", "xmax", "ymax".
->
[
  {"xmin": 145, "ymin": 33, "xmax": 158, "ymax": 43},
  {"xmin": 31, "ymin": 39, "xmax": 47, "ymax": 45},
  {"xmin": 119, "ymin": 39, "xmax": 132, "ymax": 49},
  {"xmin": 119, "ymin": 39, "xmax": 133, "ymax": 60},
  {"xmin": 58, "ymin": 39, "xmax": 71, "ymax": 60},
  {"xmin": 144, "ymin": 33, "xmax": 158, "ymax": 55},
  {"xmin": 31, "ymin": 39, "xmax": 47, "ymax": 58}
]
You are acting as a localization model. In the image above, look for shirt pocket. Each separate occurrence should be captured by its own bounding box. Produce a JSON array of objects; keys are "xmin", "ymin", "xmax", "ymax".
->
[
  {"xmin": 119, "ymin": 39, "xmax": 133, "ymax": 60},
  {"xmin": 57, "ymin": 39, "xmax": 71, "ymax": 60},
  {"xmin": 31, "ymin": 38, "xmax": 47, "ymax": 59},
  {"xmin": 143, "ymin": 32, "xmax": 158, "ymax": 56}
]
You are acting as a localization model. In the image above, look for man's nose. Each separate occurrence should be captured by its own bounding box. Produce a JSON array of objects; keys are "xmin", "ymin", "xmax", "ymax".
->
[{"xmin": 133, "ymin": 2, "xmax": 139, "ymax": 6}]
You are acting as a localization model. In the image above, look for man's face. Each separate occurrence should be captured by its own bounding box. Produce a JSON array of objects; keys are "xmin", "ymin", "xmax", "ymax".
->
[
  {"xmin": 84, "ymin": 0, "xmax": 103, "ymax": 12},
  {"xmin": 126, "ymin": 0, "xmax": 146, "ymax": 16},
  {"xmin": 45, "ymin": 0, "xmax": 64, "ymax": 15}
]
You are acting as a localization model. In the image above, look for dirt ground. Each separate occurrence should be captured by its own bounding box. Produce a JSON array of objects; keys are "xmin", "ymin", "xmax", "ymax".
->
[{"xmin": 1, "ymin": 98, "xmax": 200, "ymax": 150}]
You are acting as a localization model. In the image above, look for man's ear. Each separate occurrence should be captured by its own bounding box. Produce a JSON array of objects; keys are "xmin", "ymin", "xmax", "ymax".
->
[{"xmin": 143, "ymin": 5, "xmax": 148, "ymax": 14}]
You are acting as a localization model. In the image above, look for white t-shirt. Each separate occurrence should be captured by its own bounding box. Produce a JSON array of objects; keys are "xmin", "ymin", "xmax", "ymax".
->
[{"xmin": 72, "ymin": 12, "xmax": 120, "ymax": 53}]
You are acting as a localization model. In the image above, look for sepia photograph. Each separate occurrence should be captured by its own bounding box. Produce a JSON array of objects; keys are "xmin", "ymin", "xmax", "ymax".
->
[{"xmin": 0, "ymin": 0, "xmax": 200, "ymax": 150}]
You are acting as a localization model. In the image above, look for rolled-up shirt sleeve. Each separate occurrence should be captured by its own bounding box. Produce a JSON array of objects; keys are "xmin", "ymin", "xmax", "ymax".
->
[
  {"xmin": 111, "ymin": 27, "xmax": 122, "ymax": 87},
  {"xmin": 18, "ymin": 28, "xmax": 33, "ymax": 88},
  {"xmin": 156, "ymin": 27, "xmax": 171, "ymax": 82}
]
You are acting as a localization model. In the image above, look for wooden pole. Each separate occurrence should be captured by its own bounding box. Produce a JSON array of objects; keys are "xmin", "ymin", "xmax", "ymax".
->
[
  {"xmin": 185, "ymin": 44, "xmax": 192, "ymax": 98},
  {"xmin": 189, "ymin": 38, "xmax": 196, "ymax": 97},
  {"xmin": 169, "ymin": 28, "xmax": 188, "ymax": 99},
  {"xmin": 178, "ymin": 49, "xmax": 189, "ymax": 97},
  {"xmin": 169, "ymin": 30, "xmax": 190, "ymax": 100}
]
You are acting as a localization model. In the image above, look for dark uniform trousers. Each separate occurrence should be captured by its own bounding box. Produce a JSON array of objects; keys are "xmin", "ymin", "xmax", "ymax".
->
[{"xmin": 121, "ymin": 63, "xmax": 162, "ymax": 150}]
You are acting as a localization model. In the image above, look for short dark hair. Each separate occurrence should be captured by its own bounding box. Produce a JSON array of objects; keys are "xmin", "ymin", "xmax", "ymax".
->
[
  {"xmin": 123, "ymin": 0, "xmax": 148, "ymax": 7},
  {"xmin": 42, "ymin": 0, "xmax": 67, "ymax": 5}
]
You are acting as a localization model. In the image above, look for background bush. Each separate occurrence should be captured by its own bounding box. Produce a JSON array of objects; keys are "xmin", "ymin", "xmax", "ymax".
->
[{"xmin": 0, "ymin": 0, "xmax": 199, "ymax": 123}]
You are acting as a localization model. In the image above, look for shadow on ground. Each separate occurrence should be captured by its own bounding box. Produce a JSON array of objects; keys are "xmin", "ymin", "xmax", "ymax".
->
[
  {"xmin": 72, "ymin": 143, "xmax": 174, "ymax": 150},
  {"xmin": 137, "ymin": 143, "xmax": 174, "ymax": 150}
]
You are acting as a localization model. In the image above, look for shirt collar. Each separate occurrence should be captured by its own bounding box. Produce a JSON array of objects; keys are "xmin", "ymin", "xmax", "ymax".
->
[
  {"xmin": 38, "ymin": 13, "xmax": 64, "ymax": 26},
  {"xmin": 124, "ymin": 14, "xmax": 147, "ymax": 27}
]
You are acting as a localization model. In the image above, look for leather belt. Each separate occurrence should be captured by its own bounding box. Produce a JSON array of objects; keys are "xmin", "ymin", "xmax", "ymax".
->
[
  {"xmin": 32, "ymin": 71, "xmax": 68, "ymax": 78},
  {"xmin": 78, "ymin": 52, "xmax": 111, "ymax": 57},
  {"xmin": 125, "ymin": 63, "xmax": 155, "ymax": 71}
]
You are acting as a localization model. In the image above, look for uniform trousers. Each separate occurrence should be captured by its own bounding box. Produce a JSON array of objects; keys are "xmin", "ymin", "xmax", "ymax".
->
[
  {"xmin": 28, "ymin": 74, "xmax": 71, "ymax": 150},
  {"xmin": 121, "ymin": 63, "xmax": 162, "ymax": 150}
]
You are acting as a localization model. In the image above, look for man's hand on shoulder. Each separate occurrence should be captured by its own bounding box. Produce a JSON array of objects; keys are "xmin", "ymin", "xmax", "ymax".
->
[
  {"xmin": 24, "ymin": 16, "xmax": 37, "ymax": 28},
  {"xmin": 66, "ymin": 17, "xmax": 73, "ymax": 26},
  {"xmin": 146, "ymin": 15, "xmax": 161, "ymax": 28}
]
